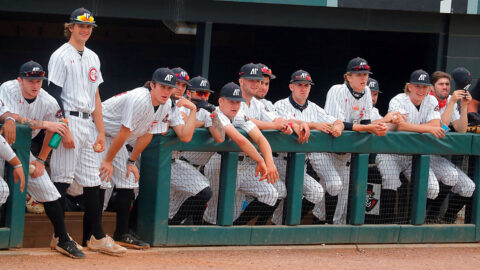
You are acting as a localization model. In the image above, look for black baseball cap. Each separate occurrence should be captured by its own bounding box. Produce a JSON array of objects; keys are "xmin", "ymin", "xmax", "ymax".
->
[
  {"xmin": 220, "ymin": 82, "xmax": 246, "ymax": 102},
  {"xmin": 189, "ymin": 76, "xmax": 214, "ymax": 93},
  {"xmin": 257, "ymin": 63, "xmax": 276, "ymax": 79},
  {"xmin": 409, "ymin": 69, "xmax": 432, "ymax": 86},
  {"xmin": 238, "ymin": 63, "xmax": 264, "ymax": 80},
  {"xmin": 451, "ymin": 67, "xmax": 472, "ymax": 90},
  {"xmin": 290, "ymin": 70, "xmax": 314, "ymax": 85},
  {"xmin": 367, "ymin": 78, "xmax": 382, "ymax": 93},
  {"xmin": 19, "ymin": 61, "xmax": 47, "ymax": 80},
  {"xmin": 347, "ymin": 57, "xmax": 372, "ymax": 74},
  {"xmin": 171, "ymin": 67, "xmax": 192, "ymax": 86},
  {"xmin": 70, "ymin": 8, "xmax": 97, "ymax": 27},
  {"xmin": 152, "ymin": 68, "xmax": 177, "ymax": 88}
]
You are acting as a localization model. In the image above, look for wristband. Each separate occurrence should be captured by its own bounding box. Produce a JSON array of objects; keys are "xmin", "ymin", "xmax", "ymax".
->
[
  {"xmin": 13, "ymin": 164, "xmax": 22, "ymax": 169},
  {"xmin": 288, "ymin": 122, "xmax": 293, "ymax": 129},
  {"xmin": 127, "ymin": 158, "xmax": 136, "ymax": 165},
  {"xmin": 5, "ymin": 117, "xmax": 15, "ymax": 123},
  {"xmin": 36, "ymin": 157, "xmax": 45, "ymax": 165}
]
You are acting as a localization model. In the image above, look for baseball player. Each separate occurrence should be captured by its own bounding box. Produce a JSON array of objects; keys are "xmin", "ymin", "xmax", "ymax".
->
[
  {"xmin": 47, "ymin": 8, "xmax": 126, "ymax": 255},
  {"xmin": 98, "ymin": 68, "xmax": 182, "ymax": 249},
  {"xmin": 0, "ymin": 61, "xmax": 84, "ymax": 258},
  {"xmin": 375, "ymin": 70, "xmax": 445, "ymax": 223},
  {"xmin": 367, "ymin": 78, "xmax": 404, "ymax": 126},
  {"xmin": 169, "ymin": 76, "xmax": 227, "ymax": 225},
  {"xmin": 309, "ymin": 58, "xmax": 387, "ymax": 224},
  {"xmin": 273, "ymin": 69, "xmax": 344, "ymax": 225},
  {"xmin": 255, "ymin": 63, "xmax": 276, "ymax": 112},
  {"xmin": 203, "ymin": 82, "xmax": 279, "ymax": 225},
  {"xmin": 426, "ymin": 71, "xmax": 475, "ymax": 223}
]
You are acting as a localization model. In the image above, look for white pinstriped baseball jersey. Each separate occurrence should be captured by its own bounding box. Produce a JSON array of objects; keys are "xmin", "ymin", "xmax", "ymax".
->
[
  {"xmin": 169, "ymin": 100, "xmax": 186, "ymax": 127},
  {"xmin": 274, "ymin": 97, "xmax": 337, "ymax": 123},
  {"xmin": 371, "ymin": 107, "xmax": 382, "ymax": 122},
  {"xmin": 324, "ymin": 84, "xmax": 372, "ymax": 122},
  {"xmin": 0, "ymin": 135, "xmax": 16, "ymax": 162},
  {"xmin": 181, "ymin": 108, "xmax": 230, "ymax": 166},
  {"xmin": 0, "ymin": 80, "xmax": 60, "ymax": 138},
  {"xmin": 241, "ymin": 97, "xmax": 278, "ymax": 122},
  {"xmin": 228, "ymin": 108, "xmax": 257, "ymax": 132},
  {"xmin": 102, "ymin": 87, "xmax": 171, "ymax": 141},
  {"xmin": 258, "ymin": 98, "xmax": 276, "ymax": 113},
  {"xmin": 438, "ymin": 95, "xmax": 460, "ymax": 124},
  {"xmin": 388, "ymin": 93, "xmax": 440, "ymax": 124},
  {"xmin": 48, "ymin": 43, "xmax": 103, "ymax": 114}
]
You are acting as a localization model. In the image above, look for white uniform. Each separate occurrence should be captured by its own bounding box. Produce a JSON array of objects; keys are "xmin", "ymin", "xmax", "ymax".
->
[
  {"xmin": 168, "ymin": 107, "xmax": 229, "ymax": 219},
  {"xmin": 430, "ymin": 95, "xmax": 475, "ymax": 197},
  {"xmin": 272, "ymin": 97, "xmax": 332, "ymax": 224},
  {"xmin": 0, "ymin": 80, "xmax": 61, "ymax": 202},
  {"xmin": 203, "ymin": 108, "xmax": 279, "ymax": 224},
  {"xmin": 258, "ymin": 98, "xmax": 276, "ymax": 113},
  {"xmin": 48, "ymin": 42, "xmax": 104, "ymax": 187},
  {"xmin": 101, "ymin": 87, "xmax": 171, "ymax": 190},
  {"xmin": 312, "ymin": 83, "xmax": 373, "ymax": 224},
  {"xmin": 0, "ymin": 135, "xmax": 18, "ymax": 206},
  {"xmin": 371, "ymin": 107, "xmax": 382, "ymax": 122},
  {"xmin": 375, "ymin": 93, "xmax": 440, "ymax": 199}
]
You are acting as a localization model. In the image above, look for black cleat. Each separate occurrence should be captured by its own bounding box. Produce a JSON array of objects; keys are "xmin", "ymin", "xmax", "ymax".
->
[
  {"xmin": 114, "ymin": 233, "xmax": 150, "ymax": 249},
  {"xmin": 56, "ymin": 240, "xmax": 86, "ymax": 259}
]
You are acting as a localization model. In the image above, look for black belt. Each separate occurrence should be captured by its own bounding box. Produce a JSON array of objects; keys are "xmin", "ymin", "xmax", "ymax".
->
[
  {"xmin": 238, "ymin": 155, "xmax": 246, "ymax": 162},
  {"xmin": 179, "ymin": 156, "xmax": 200, "ymax": 168},
  {"xmin": 69, "ymin": 111, "xmax": 91, "ymax": 119}
]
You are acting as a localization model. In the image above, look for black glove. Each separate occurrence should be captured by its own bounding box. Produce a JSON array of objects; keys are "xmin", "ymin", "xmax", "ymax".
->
[
  {"xmin": 194, "ymin": 100, "xmax": 216, "ymax": 113},
  {"xmin": 451, "ymin": 67, "xmax": 472, "ymax": 90}
]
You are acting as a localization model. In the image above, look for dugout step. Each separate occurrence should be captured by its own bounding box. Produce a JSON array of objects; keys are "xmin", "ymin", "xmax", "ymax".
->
[{"xmin": 23, "ymin": 211, "xmax": 116, "ymax": 248}]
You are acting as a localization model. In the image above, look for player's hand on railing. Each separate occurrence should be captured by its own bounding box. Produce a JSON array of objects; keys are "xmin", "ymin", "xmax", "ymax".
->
[
  {"xmin": 1, "ymin": 118, "xmax": 16, "ymax": 145},
  {"xmin": 369, "ymin": 123, "xmax": 388, "ymax": 136},
  {"xmin": 127, "ymin": 163, "xmax": 140, "ymax": 183},
  {"xmin": 99, "ymin": 160, "xmax": 113, "ymax": 182},
  {"xmin": 429, "ymin": 126, "xmax": 447, "ymax": 139},
  {"xmin": 294, "ymin": 122, "xmax": 310, "ymax": 143},
  {"xmin": 330, "ymin": 125, "xmax": 343, "ymax": 137}
]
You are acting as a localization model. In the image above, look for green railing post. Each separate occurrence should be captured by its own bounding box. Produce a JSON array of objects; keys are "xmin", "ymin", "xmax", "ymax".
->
[
  {"xmin": 3, "ymin": 125, "xmax": 31, "ymax": 248},
  {"xmin": 285, "ymin": 153, "xmax": 306, "ymax": 225},
  {"xmin": 349, "ymin": 153, "xmax": 369, "ymax": 225},
  {"xmin": 137, "ymin": 137, "xmax": 172, "ymax": 246},
  {"xmin": 471, "ymin": 156, "xmax": 480, "ymax": 241},
  {"xmin": 217, "ymin": 152, "xmax": 239, "ymax": 226},
  {"xmin": 410, "ymin": 155, "xmax": 430, "ymax": 225}
]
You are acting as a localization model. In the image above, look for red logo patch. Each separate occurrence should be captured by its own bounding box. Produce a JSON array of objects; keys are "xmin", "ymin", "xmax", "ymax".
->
[{"xmin": 88, "ymin": 67, "xmax": 98, "ymax": 82}]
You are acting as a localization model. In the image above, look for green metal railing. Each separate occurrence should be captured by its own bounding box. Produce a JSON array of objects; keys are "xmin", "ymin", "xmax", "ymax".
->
[
  {"xmin": 0, "ymin": 125, "xmax": 31, "ymax": 249},
  {"xmin": 136, "ymin": 129, "xmax": 480, "ymax": 246}
]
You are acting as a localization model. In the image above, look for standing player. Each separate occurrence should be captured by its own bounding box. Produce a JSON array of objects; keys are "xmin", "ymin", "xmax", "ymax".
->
[
  {"xmin": 311, "ymin": 58, "xmax": 387, "ymax": 224},
  {"xmin": 203, "ymin": 82, "xmax": 279, "ymax": 225},
  {"xmin": 169, "ymin": 76, "xmax": 227, "ymax": 225},
  {"xmin": 375, "ymin": 70, "xmax": 445, "ymax": 223},
  {"xmin": 47, "ymin": 8, "xmax": 125, "ymax": 255},
  {"xmin": 255, "ymin": 63, "xmax": 276, "ymax": 112},
  {"xmin": 426, "ymin": 71, "xmax": 475, "ymax": 223},
  {"xmin": 0, "ymin": 61, "xmax": 84, "ymax": 258},
  {"xmin": 273, "ymin": 69, "xmax": 344, "ymax": 225},
  {"xmin": 98, "ymin": 68, "xmax": 183, "ymax": 248}
]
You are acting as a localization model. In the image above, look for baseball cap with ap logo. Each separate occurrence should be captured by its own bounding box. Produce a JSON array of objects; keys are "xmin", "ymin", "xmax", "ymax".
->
[
  {"xmin": 239, "ymin": 63, "xmax": 264, "ymax": 80},
  {"xmin": 347, "ymin": 57, "xmax": 372, "ymax": 74},
  {"xmin": 152, "ymin": 67, "xmax": 177, "ymax": 88},
  {"xmin": 290, "ymin": 70, "xmax": 314, "ymax": 85},
  {"xmin": 220, "ymin": 82, "xmax": 246, "ymax": 102},
  {"xmin": 409, "ymin": 69, "xmax": 432, "ymax": 86}
]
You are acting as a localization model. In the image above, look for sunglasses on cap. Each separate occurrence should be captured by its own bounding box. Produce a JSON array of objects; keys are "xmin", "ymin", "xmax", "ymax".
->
[
  {"xmin": 261, "ymin": 67, "xmax": 272, "ymax": 75},
  {"xmin": 191, "ymin": 91, "xmax": 210, "ymax": 98},
  {"xmin": 175, "ymin": 73, "xmax": 190, "ymax": 81},
  {"xmin": 75, "ymin": 14, "xmax": 95, "ymax": 23},
  {"xmin": 353, "ymin": 65, "xmax": 370, "ymax": 71},
  {"xmin": 21, "ymin": 71, "xmax": 45, "ymax": 78}
]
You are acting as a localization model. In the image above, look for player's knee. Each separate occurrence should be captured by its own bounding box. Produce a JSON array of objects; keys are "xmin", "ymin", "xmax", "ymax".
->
[
  {"xmin": 257, "ymin": 189, "xmax": 279, "ymax": 206},
  {"xmin": 326, "ymin": 178, "xmax": 342, "ymax": 196},
  {"xmin": 427, "ymin": 184, "xmax": 439, "ymax": 200},
  {"xmin": 438, "ymin": 169, "xmax": 458, "ymax": 187},
  {"xmin": 196, "ymin": 187, "xmax": 213, "ymax": 203},
  {"xmin": 306, "ymin": 185, "xmax": 324, "ymax": 205},
  {"xmin": 0, "ymin": 189, "xmax": 9, "ymax": 204},
  {"xmin": 381, "ymin": 178, "xmax": 401, "ymax": 192}
]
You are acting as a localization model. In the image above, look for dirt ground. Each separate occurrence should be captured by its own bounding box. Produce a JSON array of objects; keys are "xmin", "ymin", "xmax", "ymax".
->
[{"xmin": 1, "ymin": 244, "xmax": 480, "ymax": 270}]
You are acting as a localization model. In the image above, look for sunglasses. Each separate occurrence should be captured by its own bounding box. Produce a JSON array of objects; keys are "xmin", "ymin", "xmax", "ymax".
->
[
  {"xmin": 75, "ymin": 14, "xmax": 95, "ymax": 23},
  {"xmin": 353, "ymin": 65, "xmax": 370, "ymax": 71},
  {"xmin": 21, "ymin": 71, "xmax": 45, "ymax": 78},
  {"xmin": 191, "ymin": 91, "xmax": 210, "ymax": 98},
  {"xmin": 261, "ymin": 67, "xmax": 272, "ymax": 75}
]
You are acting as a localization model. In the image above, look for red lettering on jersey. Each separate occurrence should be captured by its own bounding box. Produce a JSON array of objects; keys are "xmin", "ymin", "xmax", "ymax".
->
[
  {"xmin": 345, "ymin": 98, "xmax": 348, "ymax": 103},
  {"xmin": 88, "ymin": 67, "xmax": 98, "ymax": 82}
]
